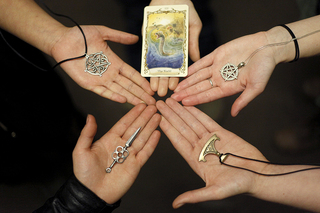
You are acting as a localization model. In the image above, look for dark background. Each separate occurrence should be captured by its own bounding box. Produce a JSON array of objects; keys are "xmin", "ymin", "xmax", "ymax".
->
[{"xmin": 1, "ymin": 0, "xmax": 320, "ymax": 212}]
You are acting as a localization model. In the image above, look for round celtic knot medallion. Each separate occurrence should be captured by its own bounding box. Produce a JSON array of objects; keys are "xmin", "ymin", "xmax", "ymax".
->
[
  {"xmin": 220, "ymin": 63, "xmax": 239, "ymax": 81},
  {"xmin": 85, "ymin": 51, "xmax": 111, "ymax": 77}
]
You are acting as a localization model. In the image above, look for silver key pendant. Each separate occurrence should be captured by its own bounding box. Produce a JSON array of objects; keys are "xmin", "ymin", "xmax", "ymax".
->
[
  {"xmin": 106, "ymin": 146, "xmax": 129, "ymax": 173},
  {"xmin": 105, "ymin": 127, "xmax": 141, "ymax": 173}
]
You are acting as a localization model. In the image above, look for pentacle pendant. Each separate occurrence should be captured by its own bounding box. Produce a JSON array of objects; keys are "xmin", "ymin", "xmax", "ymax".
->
[
  {"xmin": 85, "ymin": 51, "xmax": 111, "ymax": 77},
  {"xmin": 220, "ymin": 63, "xmax": 239, "ymax": 81}
]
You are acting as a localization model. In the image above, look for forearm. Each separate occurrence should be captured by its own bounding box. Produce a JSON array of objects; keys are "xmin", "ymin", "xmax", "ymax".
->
[
  {"xmin": 267, "ymin": 15, "xmax": 320, "ymax": 64},
  {"xmin": 252, "ymin": 165, "xmax": 320, "ymax": 212},
  {"xmin": 0, "ymin": 0, "xmax": 66, "ymax": 55}
]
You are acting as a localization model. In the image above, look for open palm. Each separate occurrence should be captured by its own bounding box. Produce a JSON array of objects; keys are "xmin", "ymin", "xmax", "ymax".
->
[
  {"xmin": 73, "ymin": 104, "xmax": 161, "ymax": 204},
  {"xmin": 172, "ymin": 32, "xmax": 277, "ymax": 116},
  {"xmin": 51, "ymin": 25, "xmax": 155, "ymax": 105},
  {"xmin": 157, "ymin": 98, "xmax": 267, "ymax": 208}
]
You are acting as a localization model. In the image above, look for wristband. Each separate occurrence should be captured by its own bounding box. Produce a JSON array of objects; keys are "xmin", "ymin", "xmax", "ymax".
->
[{"xmin": 279, "ymin": 24, "xmax": 300, "ymax": 63}]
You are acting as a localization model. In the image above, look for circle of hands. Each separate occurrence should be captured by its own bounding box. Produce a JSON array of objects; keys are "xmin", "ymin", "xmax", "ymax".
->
[{"xmin": 51, "ymin": 10, "xmax": 277, "ymax": 209}]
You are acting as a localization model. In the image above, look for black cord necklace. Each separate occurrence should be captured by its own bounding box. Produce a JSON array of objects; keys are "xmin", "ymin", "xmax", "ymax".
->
[
  {"xmin": 219, "ymin": 153, "xmax": 320, "ymax": 176},
  {"xmin": 0, "ymin": 1, "xmax": 88, "ymax": 72},
  {"xmin": 42, "ymin": 3, "xmax": 88, "ymax": 69},
  {"xmin": 199, "ymin": 134, "xmax": 320, "ymax": 176}
]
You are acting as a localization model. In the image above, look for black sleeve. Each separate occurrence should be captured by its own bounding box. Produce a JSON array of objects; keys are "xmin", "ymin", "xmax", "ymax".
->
[{"xmin": 33, "ymin": 175, "xmax": 121, "ymax": 213}]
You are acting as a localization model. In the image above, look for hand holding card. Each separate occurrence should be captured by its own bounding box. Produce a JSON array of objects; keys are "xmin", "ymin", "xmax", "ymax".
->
[{"xmin": 141, "ymin": 5, "xmax": 189, "ymax": 78}]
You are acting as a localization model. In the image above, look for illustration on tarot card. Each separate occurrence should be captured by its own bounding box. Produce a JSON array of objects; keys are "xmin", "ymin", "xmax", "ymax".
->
[{"xmin": 141, "ymin": 5, "xmax": 189, "ymax": 77}]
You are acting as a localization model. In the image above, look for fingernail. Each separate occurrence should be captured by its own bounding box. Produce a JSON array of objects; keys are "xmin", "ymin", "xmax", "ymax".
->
[{"xmin": 175, "ymin": 203, "xmax": 184, "ymax": 208}]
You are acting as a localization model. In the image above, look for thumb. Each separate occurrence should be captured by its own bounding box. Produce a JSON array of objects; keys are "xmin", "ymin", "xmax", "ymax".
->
[
  {"xmin": 172, "ymin": 187, "xmax": 217, "ymax": 209},
  {"xmin": 96, "ymin": 26, "xmax": 139, "ymax": 45},
  {"xmin": 74, "ymin": 114, "xmax": 97, "ymax": 150},
  {"xmin": 231, "ymin": 85, "xmax": 264, "ymax": 117},
  {"xmin": 188, "ymin": 26, "xmax": 201, "ymax": 62}
]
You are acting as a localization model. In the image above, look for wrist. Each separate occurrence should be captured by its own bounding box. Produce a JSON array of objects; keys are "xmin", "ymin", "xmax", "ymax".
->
[
  {"xmin": 265, "ymin": 26, "xmax": 296, "ymax": 64},
  {"xmin": 46, "ymin": 25, "xmax": 69, "ymax": 57},
  {"xmin": 248, "ymin": 164, "xmax": 273, "ymax": 197}
]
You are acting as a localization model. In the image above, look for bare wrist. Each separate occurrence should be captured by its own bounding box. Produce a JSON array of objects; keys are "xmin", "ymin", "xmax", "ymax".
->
[
  {"xmin": 248, "ymin": 163, "xmax": 273, "ymax": 197},
  {"xmin": 46, "ymin": 25, "xmax": 68, "ymax": 57}
]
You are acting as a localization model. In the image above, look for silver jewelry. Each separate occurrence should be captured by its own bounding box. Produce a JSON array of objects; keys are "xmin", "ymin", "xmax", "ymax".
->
[
  {"xmin": 106, "ymin": 127, "xmax": 141, "ymax": 173},
  {"xmin": 85, "ymin": 51, "xmax": 111, "ymax": 77},
  {"xmin": 220, "ymin": 29, "xmax": 320, "ymax": 81},
  {"xmin": 208, "ymin": 78, "xmax": 214, "ymax": 87},
  {"xmin": 220, "ymin": 63, "xmax": 240, "ymax": 81}
]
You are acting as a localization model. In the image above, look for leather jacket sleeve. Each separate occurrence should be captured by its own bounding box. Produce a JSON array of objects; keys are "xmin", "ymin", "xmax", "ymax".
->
[{"xmin": 33, "ymin": 175, "xmax": 121, "ymax": 213}]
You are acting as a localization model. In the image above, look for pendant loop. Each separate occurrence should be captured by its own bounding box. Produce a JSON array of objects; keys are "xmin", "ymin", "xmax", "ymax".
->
[{"xmin": 237, "ymin": 62, "xmax": 246, "ymax": 69}]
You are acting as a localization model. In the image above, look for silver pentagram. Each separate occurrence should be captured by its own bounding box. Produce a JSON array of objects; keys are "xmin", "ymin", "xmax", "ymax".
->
[
  {"xmin": 85, "ymin": 51, "xmax": 111, "ymax": 77},
  {"xmin": 220, "ymin": 63, "xmax": 239, "ymax": 81}
]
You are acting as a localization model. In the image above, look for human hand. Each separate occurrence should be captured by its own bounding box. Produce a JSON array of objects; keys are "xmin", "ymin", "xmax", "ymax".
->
[
  {"xmin": 172, "ymin": 32, "xmax": 277, "ymax": 116},
  {"xmin": 72, "ymin": 104, "xmax": 161, "ymax": 204},
  {"xmin": 51, "ymin": 25, "xmax": 155, "ymax": 105},
  {"xmin": 156, "ymin": 98, "xmax": 266, "ymax": 208},
  {"xmin": 148, "ymin": 0, "xmax": 202, "ymax": 96}
]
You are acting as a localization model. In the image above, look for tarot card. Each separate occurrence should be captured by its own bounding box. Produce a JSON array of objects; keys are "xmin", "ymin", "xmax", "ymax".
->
[{"xmin": 141, "ymin": 5, "xmax": 189, "ymax": 77}]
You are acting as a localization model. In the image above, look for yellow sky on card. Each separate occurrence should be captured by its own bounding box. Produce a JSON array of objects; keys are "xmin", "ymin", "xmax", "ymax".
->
[{"xmin": 148, "ymin": 12, "xmax": 184, "ymax": 26}]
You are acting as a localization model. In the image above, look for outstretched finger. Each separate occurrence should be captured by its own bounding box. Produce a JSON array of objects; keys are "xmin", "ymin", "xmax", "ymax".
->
[
  {"xmin": 185, "ymin": 106, "xmax": 221, "ymax": 133},
  {"xmin": 158, "ymin": 113, "xmax": 193, "ymax": 159},
  {"xmin": 121, "ymin": 105, "xmax": 158, "ymax": 148},
  {"xmin": 119, "ymin": 62, "xmax": 155, "ymax": 97},
  {"xmin": 74, "ymin": 115, "xmax": 97, "ymax": 151},
  {"xmin": 165, "ymin": 98, "xmax": 208, "ymax": 139},
  {"xmin": 91, "ymin": 85, "xmax": 127, "ymax": 104},
  {"xmin": 169, "ymin": 77, "xmax": 179, "ymax": 91},
  {"xmin": 178, "ymin": 87, "xmax": 223, "ymax": 106},
  {"xmin": 188, "ymin": 53, "xmax": 214, "ymax": 76},
  {"xmin": 109, "ymin": 103, "xmax": 147, "ymax": 137},
  {"xmin": 157, "ymin": 100, "xmax": 199, "ymax": 146},
  {"xmin": 188, "ymin": 1, "xmax": 202, "ymax": 62},
  {"xmin": 135, "ymin": 114, "xmax": 161, "ymax": 164},
  {"xmin": 150, "ymin": 77, "xmax": 159, "ymax": 92},
  {"xmin": 114, "ymin": 74, "xmax": 155, "ymax": 105},
  {"xmin": 188, "ymin": 26, "xmax": 201, "ymax": 62},
  {"xmin": 96, "ymin": 26, "xmax": 139, "ymax": 45},
  {"xmin": 157, "ymin": 77, "xmax": 169, "ymax": 97},
  {"xmin": 174, "ymin": 67, "xmax": 211, "ymax": 93},
  {"xmin": 171, "ymin": 77, "xmax": 213, "ymax": 102}
]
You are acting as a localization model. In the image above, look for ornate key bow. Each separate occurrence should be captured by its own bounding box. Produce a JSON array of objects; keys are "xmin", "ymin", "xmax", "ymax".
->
[{"xmin": 106, "ymin": 127, "xmax": 141, "ymax": 173}]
